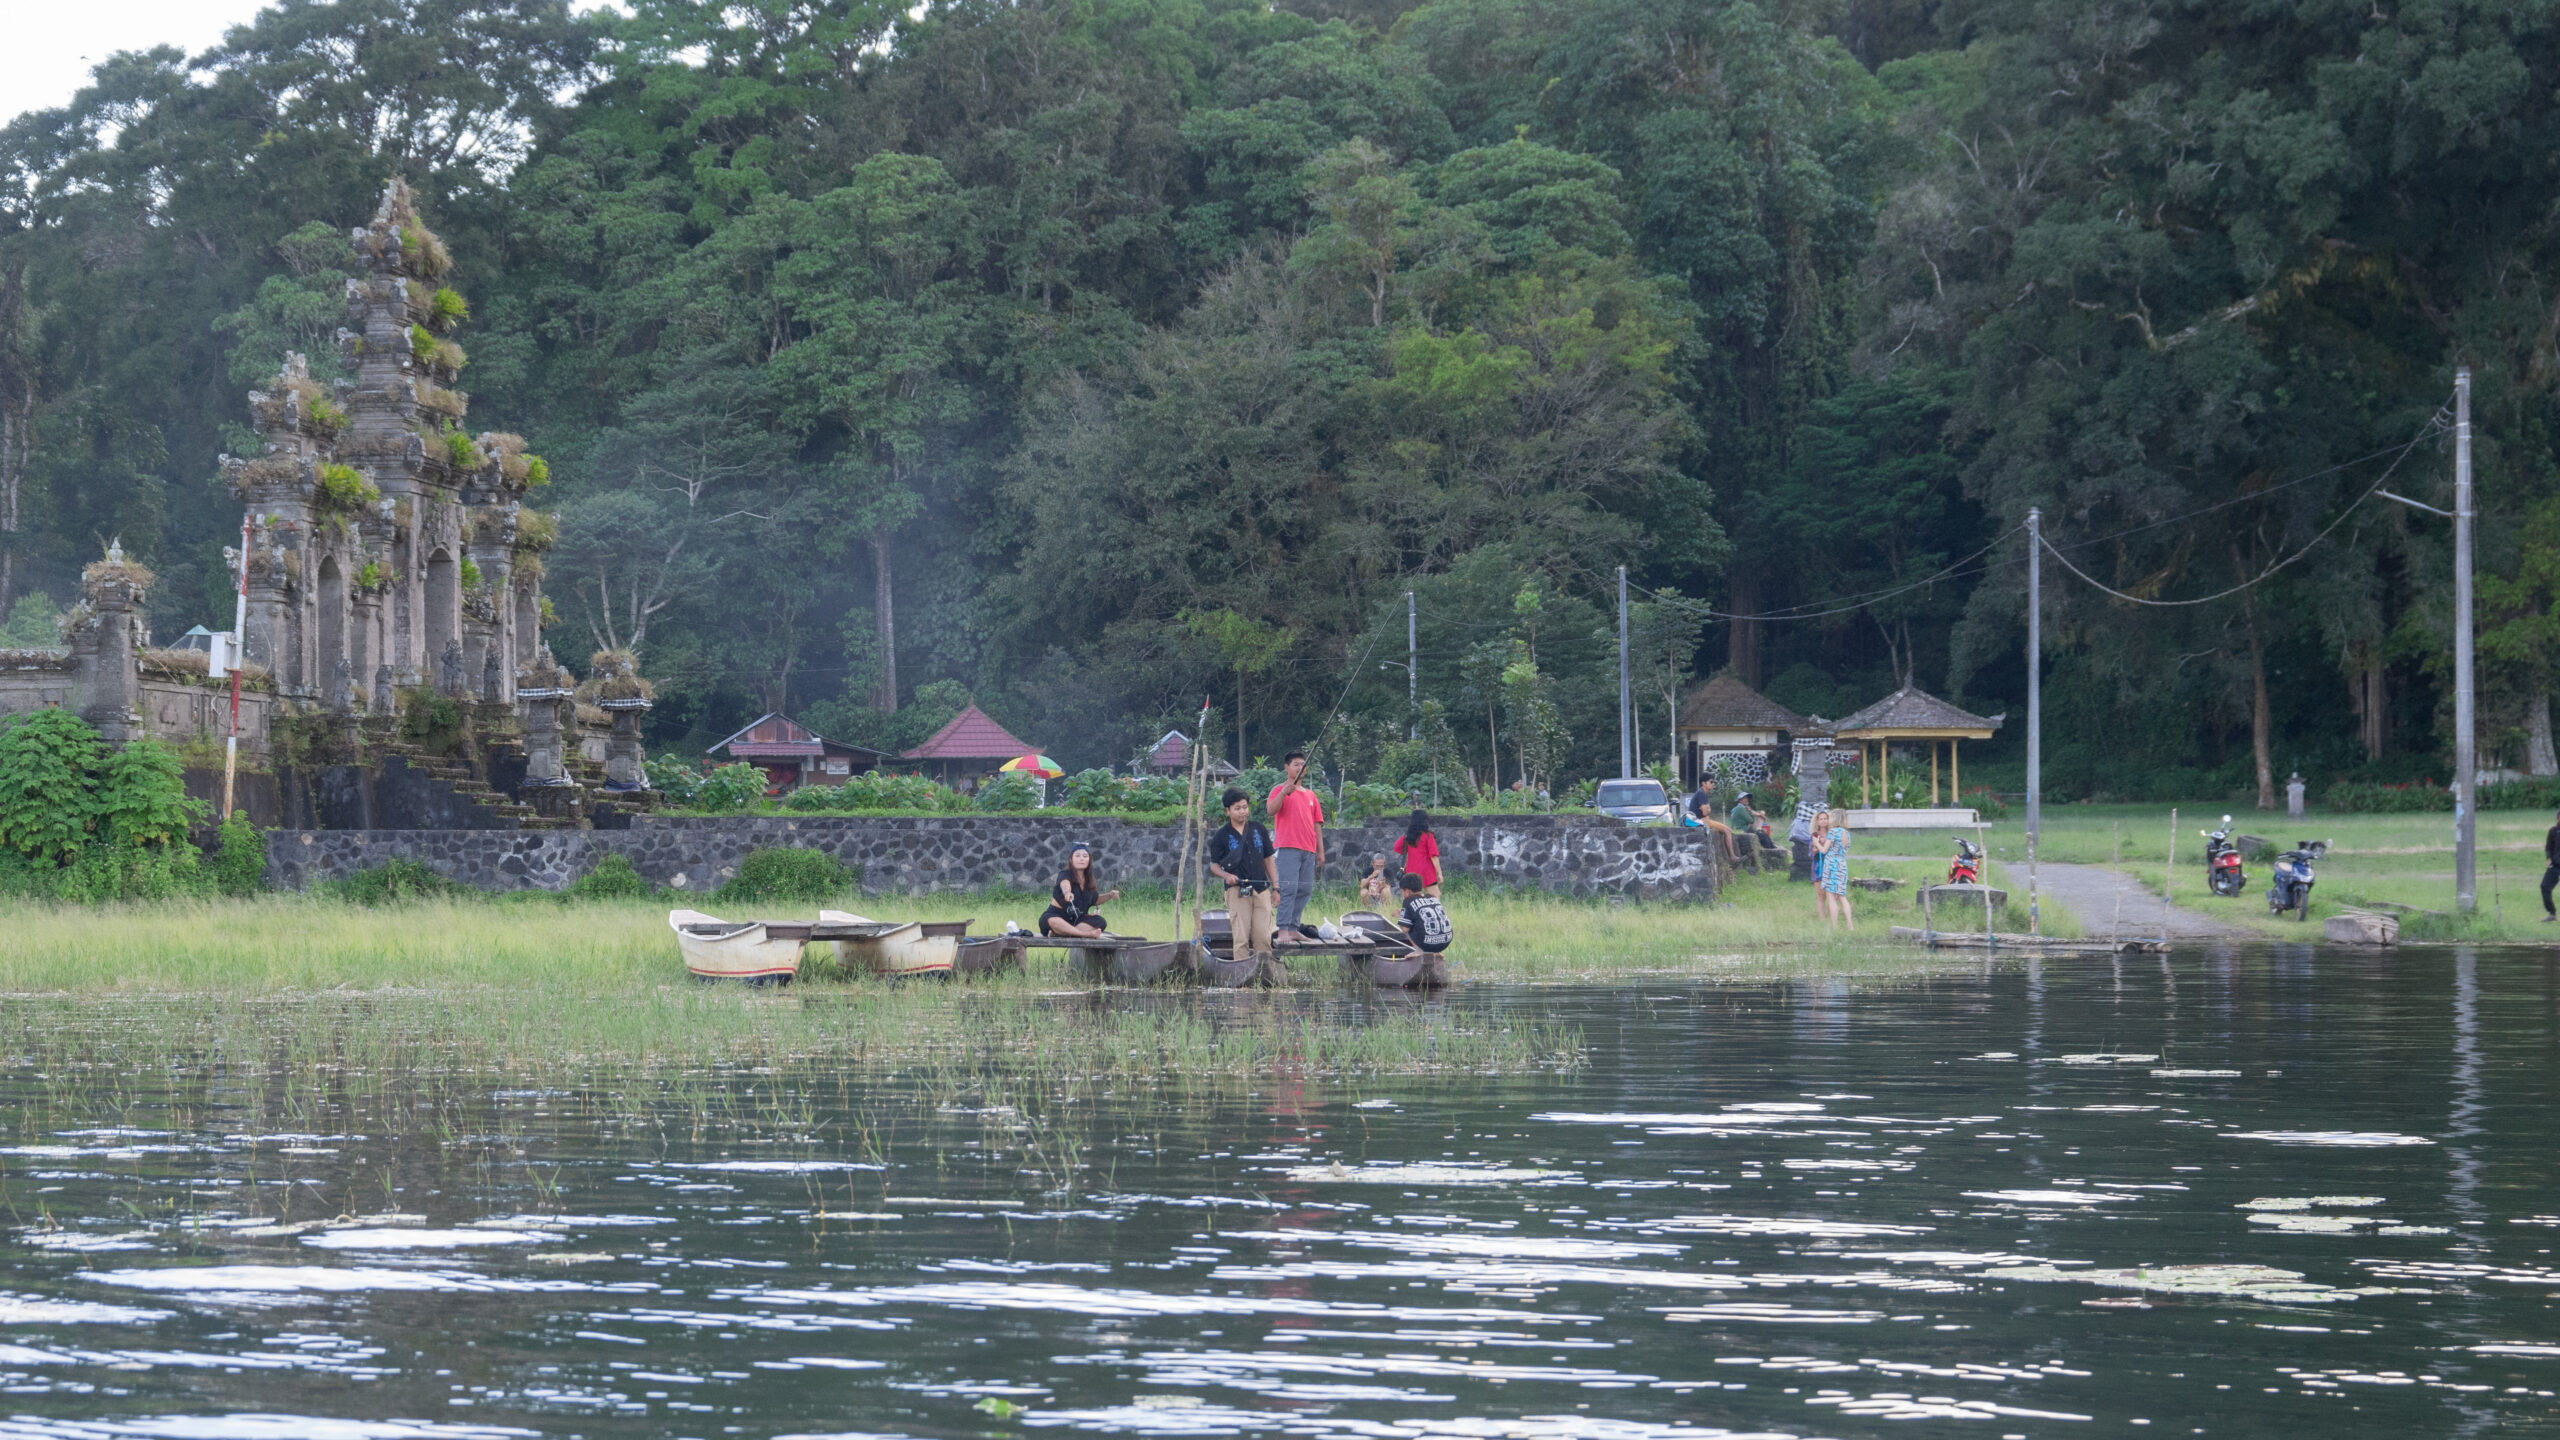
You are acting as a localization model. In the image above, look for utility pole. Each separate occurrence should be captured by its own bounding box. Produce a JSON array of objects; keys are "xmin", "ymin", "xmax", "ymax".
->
[
  {"xmin": 1617, "ymin": 566, "xmax": 1632, "ymax": 778},
  {"xmin": 1407, "ymin": 590, "xmax": 1418, "ymax": 741},
  {"xmin": 2455, "ymin": 367, "xmax": 2477, "ymax": 912},
  {"xmin": 2026, "ymin": 507, "xmax": 2042, "ymax": 933}
]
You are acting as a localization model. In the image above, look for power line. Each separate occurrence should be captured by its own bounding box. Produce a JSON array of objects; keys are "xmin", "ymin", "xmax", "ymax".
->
[
  {"xmin": 1625, "ymin": 533, "xmax": 2019, "ymax": 623},
  {"xmin": 2036, "ymin": 415, "xmax": 2442, "ymax": 608},
  {"xmin": 2044, "ymin": 424, "xmax": 2447, "ymax": 555}
]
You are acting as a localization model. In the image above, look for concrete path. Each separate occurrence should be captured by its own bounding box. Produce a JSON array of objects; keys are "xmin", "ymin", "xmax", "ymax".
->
[{"xmin": 2003, "ymin": 861, "xmax": 2247, "ymax": 940}]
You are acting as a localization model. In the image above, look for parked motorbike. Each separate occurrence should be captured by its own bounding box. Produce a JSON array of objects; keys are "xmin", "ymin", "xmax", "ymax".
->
[
  {"xmin": 2201, "ymin": 815, "xmax": 2246, "ymax": 898},
  {"xmin": 2267, "ymin": 839, "xmax": 2329, "ymax": 920},
  {"xmin": 1948, "ymin": 837, "xmax": 1982, "ymax": 886}
]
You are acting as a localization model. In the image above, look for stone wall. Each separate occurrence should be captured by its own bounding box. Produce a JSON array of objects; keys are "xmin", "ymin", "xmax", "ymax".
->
[{"xmin": 263, "ymin": 813, "xmax": 1726, "ymax": 900}]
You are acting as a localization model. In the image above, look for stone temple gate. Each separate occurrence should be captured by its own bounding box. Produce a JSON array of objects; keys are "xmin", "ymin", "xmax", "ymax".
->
[
  {"xmin": 224, "ymin": 180, "xmax": 547, "ymax": 712},
  {"xmin": 0, "ymin": 182, "xmax": 648, "ymax": 829}
]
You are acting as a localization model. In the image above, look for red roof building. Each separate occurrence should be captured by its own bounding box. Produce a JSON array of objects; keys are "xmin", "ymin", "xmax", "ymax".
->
[
  {"xmin": 710, "ymin": 713, "xmax": 889, "ymax": 794},
  {"xmin": 902, "ymin": 703, "xmax": 1035, "ymax": 784},
  {"xmin": 1142, "ymin": 729, "xmax": 1239, "ymax": 779}
]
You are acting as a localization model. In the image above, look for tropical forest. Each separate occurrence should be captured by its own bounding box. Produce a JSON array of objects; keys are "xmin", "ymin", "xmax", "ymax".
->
[{"xmin": 3, "ymin": 0, "xmax": 2557, "ymax": 806}]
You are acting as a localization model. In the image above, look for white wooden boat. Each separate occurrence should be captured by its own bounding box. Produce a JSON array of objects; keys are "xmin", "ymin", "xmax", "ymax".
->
[
  {"xmin": 668, "ymin": 909, "xmax": 806, "ymax": 985},
  {"xmin": 819, "ymin": 910, "xmax": 963, "ymax": 978}
]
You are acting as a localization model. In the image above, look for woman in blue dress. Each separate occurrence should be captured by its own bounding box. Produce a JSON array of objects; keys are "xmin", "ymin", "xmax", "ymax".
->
[{"xmin": 1814, "ymin": 810, "xmax": 1853, "ymax": 930}]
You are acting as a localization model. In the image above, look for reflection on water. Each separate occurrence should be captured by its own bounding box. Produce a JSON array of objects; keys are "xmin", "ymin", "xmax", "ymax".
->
[{"xmin": 5, "ymin": 945, "xmax": 2560, "ymax": 1436}]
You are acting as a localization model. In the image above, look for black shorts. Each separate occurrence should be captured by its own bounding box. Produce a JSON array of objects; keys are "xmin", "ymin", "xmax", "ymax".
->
[{"xmin": 1040, "ymin": 906, "xmax": 1103, "ymax": 932}]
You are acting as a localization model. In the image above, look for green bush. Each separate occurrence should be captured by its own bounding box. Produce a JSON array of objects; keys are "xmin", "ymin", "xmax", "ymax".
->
[
  {"xmin": 429, "ymin": 286, "xmax": 470, "ymax": 329},
  {"xmin": 1062, "ymin": 768, "xmax": 1127, "ymax": 810},
  {"xmin": 1235, "ymin": 766, "xmax": 1282, "ymax": 811},
  {"xmin": 863, "ymin": 771, "xmax": 964, "ymax": 811},
  {"xmin": 645, "ymin": 755, "xmax": 705, "ymax": 804},
  {"xmin": 329, "ymin": 859, "xmax": 466, "ymax": 906},
  {"xmin": 1334, "ymin": 779, "xmax": 1412, "ymax": 823},
  {"xmin": 695, "ymin": 762, "xmax": 768, "ymax": 811},
  {"xmin": 2325, "ymin": 779, "xmax": 2451, "ymax": 813},
  {"xmin": 96, "ymin": 739, "xmax": 203, "ymax": 850},
  {"xmin": 713, "ymin": 846, "xmax": 849, "ymax": 904},
  {"xmin": 567, "ymin": 851, "xmax": 652, "ymax": 899},
  {"xmin": 212, "ymin": 813, "xmax": 265, "ymax": 897},
  {"xmin": 1127, "ymin": 775, "xmax": 1188, "ymax": 811},
  {"xmin": 0, "ymin": 709, "xmax": 103, "ymax": 864},
  {"xmin": 972, "ymin": 772, "xmax": 1038, "ymax": 812},
  {"xmin": 782, "ymin": 782, "xmax": 847, "ymax": 812},
  {"xmin": 401, "ymin": 687, "xmax": 464, "ymax": 752},
  {"xmin": 2483, "ymin": 777, "xmax": 2560, "ymax": 810},
  {"xmin": 57, "ymin": 844, "xmax": 199, "ymax": 903}
]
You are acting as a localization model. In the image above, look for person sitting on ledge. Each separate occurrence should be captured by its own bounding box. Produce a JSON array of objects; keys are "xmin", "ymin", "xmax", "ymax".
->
[{"xmin": 1039, "ymin": 843, "xmax": 1121, "ymax": 938}]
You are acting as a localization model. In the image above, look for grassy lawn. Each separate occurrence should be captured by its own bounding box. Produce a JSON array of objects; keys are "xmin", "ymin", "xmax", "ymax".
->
[{"xmin": 1976, "ymin": 803, "xmax": 2557, "ymax": 942}]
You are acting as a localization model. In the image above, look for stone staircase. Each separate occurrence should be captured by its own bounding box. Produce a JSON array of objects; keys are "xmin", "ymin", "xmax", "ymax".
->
[{"xmin": 356, "ymin": 715, "xmax": 560, "ymax": 829}]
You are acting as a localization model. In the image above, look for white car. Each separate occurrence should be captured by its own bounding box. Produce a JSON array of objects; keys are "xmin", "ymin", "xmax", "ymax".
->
[{"xmin": 1592, "ymin": 778, "xmax": 1675, "ymax": 824}]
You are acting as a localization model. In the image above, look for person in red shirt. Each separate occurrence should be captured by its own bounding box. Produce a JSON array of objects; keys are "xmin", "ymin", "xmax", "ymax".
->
[
  {"xmin": 1392, "ymin": 808, "xmax": 1441, "ymax": 897},
  {"xmin": 1267, "ymin": 750, "xmax": 1326, "ymax": 940}
]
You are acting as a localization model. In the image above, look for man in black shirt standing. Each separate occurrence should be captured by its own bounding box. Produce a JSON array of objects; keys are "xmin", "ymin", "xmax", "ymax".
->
[
  {"xmin": 1206, "ymin": 787, "xmax": 1280, "ymax": 958},
  {"xmin": 2542, "ymin": 809, "xmax": 2560, "ymax": 922}
]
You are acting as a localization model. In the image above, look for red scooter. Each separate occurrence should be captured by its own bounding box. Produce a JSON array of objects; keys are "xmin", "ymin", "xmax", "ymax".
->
[
  {"xmin": 2202, "ymin": 815, "xmax": 2246, "ymax": 898},
  {"xmin": 1948, "ymin": 837, "xmax": 1982, "ymax": 886}
]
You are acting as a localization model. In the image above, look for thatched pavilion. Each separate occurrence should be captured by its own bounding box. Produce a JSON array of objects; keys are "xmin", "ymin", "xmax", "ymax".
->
[{"xmin": 1832, "ymin": 685, "xmax": 2003, "ymax": 806}]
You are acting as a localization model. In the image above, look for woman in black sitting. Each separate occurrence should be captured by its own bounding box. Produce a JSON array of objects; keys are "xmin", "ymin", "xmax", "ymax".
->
[{"xmin": 1040, "ymin": 843, "xmax": 1121, "ymax": 937}]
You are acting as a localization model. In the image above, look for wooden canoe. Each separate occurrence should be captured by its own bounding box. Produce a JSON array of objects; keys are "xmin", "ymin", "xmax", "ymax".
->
[
  {"xmin": 1194, "ymin": 908, "xmax": 1278, "ymax": 987},
  {"xmin": 1201, "ymin": 948, "xmax": 1285, "ymax": 988},
  {"xmin": 1078, "ymin": 938, "xmax": 1194, "ymax": 986},
  {"xmin": 1334, "ymin": 908, "xmax": 1451, "ymax": 987},
  {"xmin": 820, "ymin": 910, "xmax": 963, "ymax": 978},
  {"xmin": 954, "ymin": 935, "xmax": 1027, "ymax": 978},
  {"xmin": 1343, "ymin": 948, "xmax": 1452, "ymax": 989},
  {"xmin": 668, "ymin": 908, "xmax": 804, "ymax": 985}
]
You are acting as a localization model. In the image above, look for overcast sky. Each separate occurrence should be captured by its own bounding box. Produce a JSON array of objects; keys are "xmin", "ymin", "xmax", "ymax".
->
[{"xmin": 2, "ymin": 1, "xmax": 625, "ymax": 126}]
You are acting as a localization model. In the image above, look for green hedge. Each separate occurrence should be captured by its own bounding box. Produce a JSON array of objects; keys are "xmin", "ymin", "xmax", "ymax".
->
[{"xmin": 2325, "ymin": 777, "xmax": 2560, "ymax": 812}]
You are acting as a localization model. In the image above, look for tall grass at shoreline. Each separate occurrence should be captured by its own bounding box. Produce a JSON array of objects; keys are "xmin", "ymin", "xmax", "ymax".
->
[{"xmin": 0, "ymin": 873, "xmax": 2002, "ymax": 997}]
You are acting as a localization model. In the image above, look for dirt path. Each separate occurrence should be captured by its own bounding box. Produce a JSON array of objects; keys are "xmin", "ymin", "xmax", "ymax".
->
[{"xmin": 2003, "ymin": 861, "xmax": 2247, "ymax": 940}]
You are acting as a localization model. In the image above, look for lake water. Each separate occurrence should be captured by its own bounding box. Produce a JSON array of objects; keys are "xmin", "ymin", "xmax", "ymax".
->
[{"xmin": 3, "ymin": 946, "xmax": 2558, "ymax": 1438}]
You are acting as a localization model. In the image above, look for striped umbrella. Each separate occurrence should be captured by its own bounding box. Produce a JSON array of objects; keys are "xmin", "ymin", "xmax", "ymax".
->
[{"xmin": 999, "ymin": 752, "xmax": 1065, "ymax": 779}]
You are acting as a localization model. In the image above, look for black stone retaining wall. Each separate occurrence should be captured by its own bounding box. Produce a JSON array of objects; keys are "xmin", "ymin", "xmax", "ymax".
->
[{"xmin": 263, "ymin": 813, "xmax": 1725, "ymax": 900}]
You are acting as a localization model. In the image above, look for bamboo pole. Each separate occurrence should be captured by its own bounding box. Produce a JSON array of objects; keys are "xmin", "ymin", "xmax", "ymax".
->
[
  {"xmin": 1172, "ymin": 699, "xmax": 1210, "ymax": 942},
  {"xmin": 2164, "ymin": 807, "xmax": 2178, "ymax": 947},
  {"xmin": 2111, "ymin": 820, "xmax": 2122, "ymax": 947},
  {"xmin": 1979, "ymin": 820, "xmax": 1993, "ymax": 948}
]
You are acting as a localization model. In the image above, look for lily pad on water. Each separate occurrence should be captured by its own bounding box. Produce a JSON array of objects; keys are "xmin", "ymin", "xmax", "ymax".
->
[
  {"xmin": 2248, "ymin": 1214, "xmax": 2373, "ymax": 1234},
  {"xmin": 2222, "ymin": 1131, "xmax": 2436, "ymax": 1147},
  {"xmin": 1983, "ymin": 1263, "xmax": 2357, "ymax": 1303},
  {"xmin": 1280, "ymin": 1161, "xmax": 1576, "ymax": 1185}
]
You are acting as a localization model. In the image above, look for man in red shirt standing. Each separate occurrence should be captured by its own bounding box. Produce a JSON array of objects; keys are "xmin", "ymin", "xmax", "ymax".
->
[{"xmin": 1267, "ymin": 750, "xmax": 1327, "ymax": 941}]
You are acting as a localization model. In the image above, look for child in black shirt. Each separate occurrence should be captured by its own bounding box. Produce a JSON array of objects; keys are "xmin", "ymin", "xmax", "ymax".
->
[{"xmin": 1398, "ymin": 871, "xmax": 1452, "ymax": 953}]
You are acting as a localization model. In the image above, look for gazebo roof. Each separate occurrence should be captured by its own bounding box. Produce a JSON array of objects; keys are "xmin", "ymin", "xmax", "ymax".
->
[
  {"xmin": 902, "ymin": 704, "xmax": 1033, "ymax": 761},
  {"xmin": 1832, "ymin": 685, "xmax": 2003, "ymax": 740},
  {"xmin": 1678, "ymin": 673, "xmax": 1821, "ymax": 735}
]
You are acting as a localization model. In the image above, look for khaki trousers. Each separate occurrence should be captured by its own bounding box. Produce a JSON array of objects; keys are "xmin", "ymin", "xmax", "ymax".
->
[{"xmin": 1226, "ymin": 884, "xmax": 1276, "ymax": 957}]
